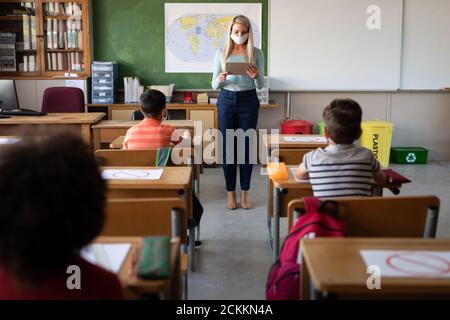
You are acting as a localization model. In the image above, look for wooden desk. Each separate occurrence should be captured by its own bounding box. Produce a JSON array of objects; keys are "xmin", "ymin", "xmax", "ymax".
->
[
  {"xmin": 103, "ymin": 166, "xmax": 196, "ymax": 271},
  {"xmin": 92, "ymin": 120, "xmax": 195, "ymax": 150},
  {"xmin": 262, "ymin": 134, "xmax": 328, "ymax": 163},
  {"xmin": 95, "ymin": 236, "xmax": 181, "ymax": 299},
  {"xmin": 301, "ymin": 238, "xmax": 450, "ymax": 299},
  {"xmin": 263, "ymin": 134, "xmax": 329, "ymax": 150},
  {"xmin": 268, "ymin": 165, "xmax": 402, "ymax": 263},
  {"xmin": 0, "ymin": 113, "xmax": 105, "ymax": 147}
]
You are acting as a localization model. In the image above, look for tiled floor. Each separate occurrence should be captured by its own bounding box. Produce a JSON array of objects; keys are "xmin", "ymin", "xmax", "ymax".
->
[{"xmin": 189, "ymin": 163, "xmax": 450, "ymax": 300}]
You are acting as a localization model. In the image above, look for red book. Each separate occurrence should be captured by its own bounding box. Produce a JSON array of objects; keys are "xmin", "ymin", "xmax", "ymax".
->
[{"xmin": 382, "ymin": 169, "xmax": 411, "ymax": 185}]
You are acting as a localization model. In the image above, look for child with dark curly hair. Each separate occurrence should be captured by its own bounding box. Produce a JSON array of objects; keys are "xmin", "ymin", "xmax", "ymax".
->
[{"xmin": 0, "ymin": 132, "xmax": 123, "ymax": 300}]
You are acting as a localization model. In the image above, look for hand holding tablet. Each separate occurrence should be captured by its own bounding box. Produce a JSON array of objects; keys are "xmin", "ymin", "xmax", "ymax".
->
[{"xmin": 225, "ymin": 62, "xmax": 258, "ymax": 77}]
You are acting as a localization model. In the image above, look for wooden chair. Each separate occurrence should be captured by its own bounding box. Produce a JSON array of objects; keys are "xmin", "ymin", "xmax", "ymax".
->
[
  {"xmin": 287, "ymin": 196, "xmax": 440, "ymax": 238},
  {"xmin": 95, "ymin": 148, "xmax": 193, "ymax": 167},
  {"xmin": 102, "ymin": 197, "xmax": 189, "ymax": 299}
]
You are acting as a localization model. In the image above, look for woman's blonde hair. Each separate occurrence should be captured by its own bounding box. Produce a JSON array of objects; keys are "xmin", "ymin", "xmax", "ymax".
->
[{"xmin": 222, "ymin": 15, "xmax": 255, "ymax": 70}]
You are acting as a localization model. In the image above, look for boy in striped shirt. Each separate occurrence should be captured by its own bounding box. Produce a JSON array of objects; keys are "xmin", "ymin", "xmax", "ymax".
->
[
  {"xmin": 295, "ymin": 98, "xmax": 386, "ymax": 198},
  {"xmin": 123, "ymin": 90, "xmax": 176, "ymax": 150}
]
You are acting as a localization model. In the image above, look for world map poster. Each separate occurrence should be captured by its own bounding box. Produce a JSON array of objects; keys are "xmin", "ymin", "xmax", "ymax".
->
[{"xmin": 165, "ymin": 3, "xmax": 262, "ymax": 73}]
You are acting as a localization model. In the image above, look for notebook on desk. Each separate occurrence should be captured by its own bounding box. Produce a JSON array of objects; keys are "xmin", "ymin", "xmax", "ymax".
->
[{"xmin": 81, "ymin": 243, "xmax": 131, "ymax": 273}]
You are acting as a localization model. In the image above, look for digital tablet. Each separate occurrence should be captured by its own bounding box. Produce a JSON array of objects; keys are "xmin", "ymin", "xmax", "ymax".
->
[{"xmin": 225, "ymin": 62, "xmax": 256, "ymax": 75}]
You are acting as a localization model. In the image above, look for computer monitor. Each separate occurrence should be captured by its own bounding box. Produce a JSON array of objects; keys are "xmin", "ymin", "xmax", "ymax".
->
[{"xmin": 0, "ymin": 80, "xmax": 19, "ymax": 110}]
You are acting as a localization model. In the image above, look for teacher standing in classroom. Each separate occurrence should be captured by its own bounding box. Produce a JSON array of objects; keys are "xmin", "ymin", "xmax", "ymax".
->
[{"xmin": 211, "ymin": 15, "xmax": 265, "ymax": 211}]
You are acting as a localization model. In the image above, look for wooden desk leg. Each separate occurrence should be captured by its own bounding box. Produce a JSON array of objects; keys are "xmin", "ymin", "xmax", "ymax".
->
[
  {"xmin": 184, "ymin": 187, "xmax": 195, "ymax": 272},
  {"xmin": 272, "ymin": 187, "xmax": 281, "ymax": 263},
  {"xmin": 93, "ymin": 128, "xmax": 101, "ymax": 151},
  {"xmin": 267, "ymin": 177, "xmax": 273, "ymax": 241},
  {"xmin": 195, "ymin": 164, "xmax": 201, "ymax": 194},
  {"xmin": 301, "ymin": 254, "xmax": 311, "ymax": 300},
  {"xmin": 81, "ymin": 124, "xmax": 92, "ymax": 148},
  {"xmin": 188, "ymin": 226, "xmax": 195, "ymax": 272}
]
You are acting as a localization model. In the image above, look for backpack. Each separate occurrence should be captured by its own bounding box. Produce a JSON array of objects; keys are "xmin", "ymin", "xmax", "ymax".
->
[{"xmin": 266, "ymin": 197, "xmax": 347, "ymax": 300}]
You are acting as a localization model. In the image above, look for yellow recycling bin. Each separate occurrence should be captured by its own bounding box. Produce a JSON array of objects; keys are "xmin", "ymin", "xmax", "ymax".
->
[{"xmin": 360, "ymin": 120, "xmax": 394, "ymax": 168}]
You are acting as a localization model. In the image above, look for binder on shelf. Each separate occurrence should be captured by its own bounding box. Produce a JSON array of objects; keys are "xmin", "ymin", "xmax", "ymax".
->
[
  {"xmin": 29, "ymin": 55, "xmax": 36, "ymax": 72},
  {"xmin": 46, "ymin": 18, "xmax": 52, "ymax": 49},
  {"xmin": 23, "ymin": 15, "xmax": 31, "ymax": 50},
  {"xmin": 57, "ymin": 53, "xmax": 63, "ymax": 71},
  {"xmin": 73, "ymin": 3, "xmax": 82, "ymax": 16},
  {"xmin": 47, "ymin": 53, "xmax": 52, "ymax": 71},
  {"xmin": 30, "ymin": 16, "xmax": 37, "ymax": 50},
  {"xmin": 24, "ymin": 56, "xmax": 28, "ymax": 72},
  {"xmin": 58, "ymin": 20, "xmax": 65, "ymax": 49},
  {"xmin": 51, "ymin": 52, "xmax": 57, "ymax": 71},
  {"xmin": 67, "ymin": 2, "xmax": 73, "ymax": 16},
  {"xmin": 52, "ymin": 19, "xmax": 58, "ymax": 49}
]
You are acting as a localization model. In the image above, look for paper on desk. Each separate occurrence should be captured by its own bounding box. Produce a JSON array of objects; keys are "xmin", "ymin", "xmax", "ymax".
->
[
  {"xmin": 290, "ymin": 168, "xmax": 310, "ymax": 183},
  {"xmin": 81, "ymin": 243, "xmax": 131, "ymax": 273},
  {"xmin": 102, "ymin": 169, "xmax": 163, "ymax": 180},
  {"xmin": 0, "ymin": 137, "xmax": 21, "ymax": 145},
  {"xmin": 360, "ymin": 250, "xmax": 450, "ymax": 278},
  {"xmin": 283, "ymin": 136, "xmax": 327, "ymax": 143}
]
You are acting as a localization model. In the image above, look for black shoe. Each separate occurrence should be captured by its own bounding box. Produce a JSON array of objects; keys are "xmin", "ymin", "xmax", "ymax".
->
[{"xmin": 187, "ymin": 236, "xmax": 202, "ymax": 248}]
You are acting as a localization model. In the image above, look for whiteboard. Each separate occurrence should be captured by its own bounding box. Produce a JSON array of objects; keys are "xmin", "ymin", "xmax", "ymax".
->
[
  {"xmin": 401, "ymin": 0, "xmax": 450, "ymax": 90},
  {"xmin": 269, "ymin": 0, "xmax": 403, "ymax": 91}
]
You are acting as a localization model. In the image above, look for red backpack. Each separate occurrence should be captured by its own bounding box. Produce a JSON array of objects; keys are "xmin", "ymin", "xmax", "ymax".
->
[{"xmin": 266, "ymin": 197, "xmax": 347, "ymax": 300}]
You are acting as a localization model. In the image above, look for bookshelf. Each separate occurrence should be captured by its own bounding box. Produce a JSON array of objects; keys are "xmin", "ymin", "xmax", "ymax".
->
[{"xmin": 0, "ymin": 0, "xmax": 91, "ymax": 79}]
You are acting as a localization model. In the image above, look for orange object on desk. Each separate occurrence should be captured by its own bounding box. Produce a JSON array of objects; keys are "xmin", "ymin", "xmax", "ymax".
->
[{"xmin": 267, "ymin": 162, "xmax": 289, "ymax": 180}]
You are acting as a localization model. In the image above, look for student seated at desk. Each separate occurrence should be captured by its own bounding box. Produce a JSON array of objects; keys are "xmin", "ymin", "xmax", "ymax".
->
[
  {"xmin": 295, "ymin": 98, "xmax": 386, "ymax": 198},
  {"xmin": 123, "ymin": 90, "xmax": 180, "ymax": 150},
  {"xmin": 0, "ymin": 133, "xmax": 123, "ymax": 300},
  {"xmin": 122, "ymin": 89, "xmax": 203, "ymax": 247}
]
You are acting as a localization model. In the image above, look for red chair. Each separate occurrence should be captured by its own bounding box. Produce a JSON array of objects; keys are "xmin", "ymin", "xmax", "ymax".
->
[{"xmin": 41, "ymin": 87, "xmax": 85, "ymax": 113}]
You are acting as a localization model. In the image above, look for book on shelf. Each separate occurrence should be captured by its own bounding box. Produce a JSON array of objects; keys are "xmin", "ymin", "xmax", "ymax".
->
[
  {"xmin": 46, "ymin": 19, "xmax": 52, "ymax": 49},
  {"xmin": 44, "ymin": 2, "xmax": 82, "ymax": 17},
  {"xmin": 54, "ymin": 2, "xmax": 60, "ymax": 16},
  {"xmin": 48, "ymin": 3, "xmax": 55, "ymax": 16},
  {"xmin": 30, "ymin": 16, "xmax": 37, "ymax": 50},
  {"xmin": 28, "ymin": 55, "xmax": 36, "ymax": 72},
  {"xmin": 45, "ymin": 16, "xmax": 82, "ymax": 50},
  {"xmin": 52, "ymin": 19, "xmax": 58, "ymax": 49},
  {"xmin": 22, "ymin": 55, "xmax": 36, "ymax": 72},
  {"xmin": 23, "ymin": 15, "xmax": 31, "ymax": 50},
  {"xmin": 58, "ymin": 19, "xmax": 65, "ymax": 48},
  {"xmin": 51, "ymin": 52, "xmax": 57, "ymax": 71}
]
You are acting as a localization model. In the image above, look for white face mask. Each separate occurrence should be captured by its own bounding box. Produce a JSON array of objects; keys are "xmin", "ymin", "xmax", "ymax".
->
[{"xmin": 231, "ymin": 33, "xmax": 249, "ymax": 45}]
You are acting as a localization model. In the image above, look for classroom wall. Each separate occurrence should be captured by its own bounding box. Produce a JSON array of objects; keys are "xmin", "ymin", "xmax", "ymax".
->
[{"xmin": 258, "ymin": 92, "xmax": 450, "ymax": 161}]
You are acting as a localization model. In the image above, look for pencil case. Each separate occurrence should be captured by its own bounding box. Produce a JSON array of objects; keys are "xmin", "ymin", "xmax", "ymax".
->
[
  {"xmin": 267, "ymin": 162, "xmax": 289, "ymax": 180},
  {"xmin": 137, "ymin": 236, "xmax": 171, "ymax": 280}
]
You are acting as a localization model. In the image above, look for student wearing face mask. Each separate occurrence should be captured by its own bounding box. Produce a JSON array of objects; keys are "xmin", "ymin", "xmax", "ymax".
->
[{"xmin": 212, "ymin": 15, "xmax": 265, "ymax": 211}]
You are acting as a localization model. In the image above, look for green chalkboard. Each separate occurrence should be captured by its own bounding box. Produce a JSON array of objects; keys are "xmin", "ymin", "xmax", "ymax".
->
[{"xmin": 93, "ymin": 0, "xmax": 268, "ymax": 89}]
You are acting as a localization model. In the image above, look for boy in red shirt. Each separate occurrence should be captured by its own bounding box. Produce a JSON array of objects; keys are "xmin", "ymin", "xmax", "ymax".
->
[{"xmin": 123, "ymin": 90, "xmax": 176, "ymax": 150}]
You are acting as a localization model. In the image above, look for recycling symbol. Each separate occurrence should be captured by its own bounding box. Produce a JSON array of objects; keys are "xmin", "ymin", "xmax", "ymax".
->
[{"xmin": 406, "ymin": 153, "xmax": 417, "ymax": 163}]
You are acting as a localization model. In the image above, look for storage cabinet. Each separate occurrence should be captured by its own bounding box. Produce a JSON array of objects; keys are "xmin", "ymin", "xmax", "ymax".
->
[{"xmin": 0, "ymin": 0, "xmax": 91, "ymax": 79}]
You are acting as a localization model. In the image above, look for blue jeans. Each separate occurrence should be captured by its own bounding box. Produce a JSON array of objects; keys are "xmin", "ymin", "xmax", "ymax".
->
[{"xmin": 217, "ymin": 89, "xmax": 260, "ymax": 192}]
